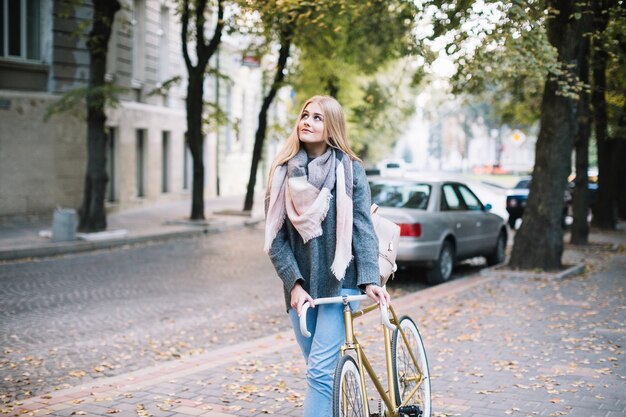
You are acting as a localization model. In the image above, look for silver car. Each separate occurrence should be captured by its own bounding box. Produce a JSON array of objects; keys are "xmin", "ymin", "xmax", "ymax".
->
[{"xmin": 369, "ymin": 177, "xmax": 508, "ymax": 284}]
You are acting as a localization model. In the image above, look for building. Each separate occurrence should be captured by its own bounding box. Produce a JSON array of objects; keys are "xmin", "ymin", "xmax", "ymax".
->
[{"xmin": 0, "ymin": 0, "xmax": 277, "ymax": 222}]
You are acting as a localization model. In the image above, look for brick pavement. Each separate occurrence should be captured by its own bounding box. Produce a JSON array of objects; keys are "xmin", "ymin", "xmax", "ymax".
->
[{"xmin": 3, "ymin": 237, "xmax": 625, "ymax": 417}]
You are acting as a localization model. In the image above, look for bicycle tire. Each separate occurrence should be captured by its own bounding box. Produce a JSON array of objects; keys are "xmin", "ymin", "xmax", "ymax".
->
[
  {"xmin": 391, "ymin": 316, "xmax": 431, "ymax": 417},
  {"xmin": 332, "ymin": 355, "xmax": 367, "ymax": 417}
]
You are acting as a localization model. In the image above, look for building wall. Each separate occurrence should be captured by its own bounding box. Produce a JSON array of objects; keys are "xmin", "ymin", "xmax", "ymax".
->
[
  {"xmin": 0, "ymin": 91, "xmax": 85, "ymax": 220},
  {"xmin": 0, "ymin": 0, "xmax": 274, "ymax": 221}
]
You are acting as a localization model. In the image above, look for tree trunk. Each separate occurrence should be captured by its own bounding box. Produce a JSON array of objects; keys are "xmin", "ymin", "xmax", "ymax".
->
[
  {"xmin": 78, "ymin": 0, "xmax": 121, "ymax": 232},
  {"xmin": 181, "ymin": 0, "xmax": 224, "ymax": 220},
  {"xmin": 243, "ymin": 28, "xmax": 293, "ymax": 212},
  {"xmin": 591, "ymin": 0, "xmax": 616, "ymax": 229},
  {"xmin": 187, "ymin": 70, "xmax": 206, "ymax": 220},
  {"xmin": 570, "ymin": 6, "xmax": 592, "ymax": 245},
  {"xmin": 509, "ymin": 0, "xmax": 582, "ymax": 270},
  {"xmin": 326, "ymin": 76, "xmax": 339, "ymax": 98},
  {"xmin": 616, "ymin": 102, "xmax": 626, "ymax": 219}
]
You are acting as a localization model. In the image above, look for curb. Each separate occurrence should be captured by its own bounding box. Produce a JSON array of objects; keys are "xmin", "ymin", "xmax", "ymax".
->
[
  {"xmin": 0, "ymin": 218, "xmax": 264, "ymax": 262},
  {"xmin": 480, "ymin": 262, "xmax": 586, "ymax": 280}
]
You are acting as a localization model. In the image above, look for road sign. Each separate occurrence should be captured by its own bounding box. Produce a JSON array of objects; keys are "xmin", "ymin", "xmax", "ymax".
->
[{"xmin": 511, "ymin": 130, "xmax": 526, "ymax": 147}]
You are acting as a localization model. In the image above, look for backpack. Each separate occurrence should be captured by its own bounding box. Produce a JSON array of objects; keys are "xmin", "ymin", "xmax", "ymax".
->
[{"xmin": 370, "ymin": 204, "xmax": 400, "ymax": 286}]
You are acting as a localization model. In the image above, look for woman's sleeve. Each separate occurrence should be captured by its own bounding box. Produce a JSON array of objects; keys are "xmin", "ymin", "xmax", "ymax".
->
[
  {"xmin": 351, "ymin": 161, "xmax": 381, "ymax": 288},
  {"xmin": 268, "ymin": 222, "xmax": 303, "ymax": 292}
]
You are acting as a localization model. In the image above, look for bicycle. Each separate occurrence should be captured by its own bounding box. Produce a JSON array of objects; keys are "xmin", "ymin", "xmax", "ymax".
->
[{"xmin": 300, "ymin": 293, "xmax": 431, "ymax": 417}]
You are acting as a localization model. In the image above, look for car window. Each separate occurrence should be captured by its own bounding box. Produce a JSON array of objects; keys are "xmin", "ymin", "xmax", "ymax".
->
[
  {"xmin": 515, "ymin": 179, "xmax": 531, "ymax": 189},
  {"xmin": 457, "ymin": 185, "xmax": 483, "ymax": 211},
  {"xmin": 369, "ymin": 182, "xmax": 431, "ymax": 209},
  {"xmin": 441, "ymin": 184, "xmax": 462, "ymax": 211}
]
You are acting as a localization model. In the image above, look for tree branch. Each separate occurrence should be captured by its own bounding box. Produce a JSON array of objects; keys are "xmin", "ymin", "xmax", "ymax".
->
[
  {"xmin": 181, "ymin": 0, "xmax": 193, "ymax": 70},
  {"xmin": 199, "ymin": 0, "xmax": 225, "ymax": 69}
]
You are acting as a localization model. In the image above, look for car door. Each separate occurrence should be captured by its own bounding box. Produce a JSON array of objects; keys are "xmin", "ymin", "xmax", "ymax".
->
[
  {"xmin": 440, "ymin": 183, "xmax": 474, "ymax": 258},
  {"xmin": 456, "ymin": 183, "xmax": 498, "ymax": 253}
]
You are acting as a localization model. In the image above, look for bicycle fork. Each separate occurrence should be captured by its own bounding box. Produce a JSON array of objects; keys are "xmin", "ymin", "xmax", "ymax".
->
[{"xmin": 341, "ymin": 300, "xmax": 399, "ymax": 416}]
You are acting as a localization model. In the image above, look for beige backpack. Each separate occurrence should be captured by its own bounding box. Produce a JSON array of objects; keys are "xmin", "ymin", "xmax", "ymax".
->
[{"xmin": 370, "ymin": 204, "xmax": 400, "ymax": 286}]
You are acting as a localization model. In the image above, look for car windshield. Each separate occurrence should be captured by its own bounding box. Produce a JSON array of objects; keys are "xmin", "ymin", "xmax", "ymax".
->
[
  {"xmin": 369, "ymin": 182, "xmax": 431, "ymax": 209},
  {"xmin": 515, "ymin": 179, "xmax": 531, "ymax": 189}
]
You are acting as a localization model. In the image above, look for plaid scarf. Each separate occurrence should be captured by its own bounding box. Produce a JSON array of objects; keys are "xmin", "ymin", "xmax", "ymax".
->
[{"xmin": 264, "ymin": 147, "xmax": 354, "ymax": 280}]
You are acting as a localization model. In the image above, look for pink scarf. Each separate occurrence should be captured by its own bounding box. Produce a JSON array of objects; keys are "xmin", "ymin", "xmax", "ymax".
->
[{"xmin": 264, "ymin": 148, "xmax": 354, "ymax": 280}]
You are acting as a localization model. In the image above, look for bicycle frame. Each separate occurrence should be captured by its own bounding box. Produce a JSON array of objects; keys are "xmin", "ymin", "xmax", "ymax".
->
[{"xmin": 301, "ymin": 295, "xmax": 427, "ymax": 417}]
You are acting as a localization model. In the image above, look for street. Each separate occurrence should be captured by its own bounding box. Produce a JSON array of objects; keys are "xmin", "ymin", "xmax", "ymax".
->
[
  {"xmin": 0, "ymin": 226, "xmax": 285, "ymax": 405},
  {"xmin": 0, "ymin": 225, "xmax": 442, "ymax": 406}
]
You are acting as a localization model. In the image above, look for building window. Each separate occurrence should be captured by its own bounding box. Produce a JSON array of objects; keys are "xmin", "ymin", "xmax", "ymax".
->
[
  {"xmin": 162, "ymin": 131, "xmax": 170, "ymax": 193},
  {"xmin": 1, "ymin": 0, "xmax": 41, "ymax": 61},
  {"xmin": 136, "ymin": 129, "xmax": 146, "ymax": 197},
  {"xmin": 106, "ymin": 127, "xmax": 117, "ymax": 202}
]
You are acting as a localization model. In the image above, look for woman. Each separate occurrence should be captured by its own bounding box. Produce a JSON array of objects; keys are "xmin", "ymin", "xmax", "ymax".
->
[{"xmin": 264, "ymin": 95, "xmax": 390, "ymax": 416}]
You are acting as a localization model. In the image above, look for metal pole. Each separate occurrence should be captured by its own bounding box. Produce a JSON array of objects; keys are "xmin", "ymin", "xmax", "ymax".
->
[{"xmin": 215, "ymin": 46, "xmax": 220, "ymax": 196}]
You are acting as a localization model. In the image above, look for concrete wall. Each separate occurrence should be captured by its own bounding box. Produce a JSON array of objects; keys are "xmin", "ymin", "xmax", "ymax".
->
[
  {"xmin": 0, "ymin": 91, "xmax": 85, "ymax": 220},
  {"xmin": 105, "ymin": 101, "xmax": 187, "ymax": 210}
]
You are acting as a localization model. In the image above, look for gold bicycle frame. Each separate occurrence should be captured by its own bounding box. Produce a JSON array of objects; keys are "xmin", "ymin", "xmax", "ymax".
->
[{"xmin": 339, "ymin": 301, "xmax": 427, "ymax": 417}]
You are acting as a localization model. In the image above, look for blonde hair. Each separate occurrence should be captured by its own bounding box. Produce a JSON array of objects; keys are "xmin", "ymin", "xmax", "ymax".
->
[{"xmin": 267, "ymin": 95, "xmax": 361, "ymax": 186}]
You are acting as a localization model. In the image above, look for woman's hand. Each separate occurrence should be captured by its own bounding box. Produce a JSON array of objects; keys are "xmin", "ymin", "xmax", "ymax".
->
[
  {"xmin": 291, "ymin": 282, "xmax": 315, "ymax": 317},
  {"xmin": 365, "ymin": 284, "xmax": 391, "ymax": 306}
]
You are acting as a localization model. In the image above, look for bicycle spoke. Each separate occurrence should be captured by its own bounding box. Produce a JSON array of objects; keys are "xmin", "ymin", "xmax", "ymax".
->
[
  {"xmin": 334, "ymin": 356, "xmax": 366, "ymax": 417},
  {"xmin": 391, "ymin": 316, "xmax": 431, "ymax": 416}
]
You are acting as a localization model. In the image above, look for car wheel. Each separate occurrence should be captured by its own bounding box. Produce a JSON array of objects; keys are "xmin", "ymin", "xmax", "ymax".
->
[
  {"xmin": 486, "ymin": 230, "xmax": 506, "ymax": 266},
  {"xmin": 507, "ymin": 216, "xmax": 518, "ymax": 229},
  {"xmin": 426, "ymin": 241, "xmax": 454, "ymax": 285}
]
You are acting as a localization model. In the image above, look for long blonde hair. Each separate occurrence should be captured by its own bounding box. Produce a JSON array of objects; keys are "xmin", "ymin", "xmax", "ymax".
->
[{"xmin": 267, "ymin": 95, "xmax": 361, "ymax": 187}]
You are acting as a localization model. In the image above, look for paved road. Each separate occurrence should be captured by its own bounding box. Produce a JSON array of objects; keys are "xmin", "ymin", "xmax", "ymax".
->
[
  {"xmin": 0, "ymin": 225, "xmax": 464, "ymax": 406},
  {"xmin": 0, "ymin": 225, "xmax": 283, "ymax": 404}
]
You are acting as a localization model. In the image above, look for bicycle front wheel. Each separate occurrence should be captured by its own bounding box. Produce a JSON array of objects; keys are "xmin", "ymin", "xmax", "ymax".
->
[
  {"xmin": 332, "ymin": 355, "xmax": 367, "ymax": 417},
  {"xmin": 391, "ymin": 316, "xmax": 431, "ymax": 417}
]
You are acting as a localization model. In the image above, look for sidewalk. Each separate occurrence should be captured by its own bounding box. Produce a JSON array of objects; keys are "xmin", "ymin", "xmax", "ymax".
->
[
  {"xmin": 0, "ymin": 195, "xmax": 265, "ymax": 262},
  {"xmin": 2, "ymin": 223, "xmax": 625, "ymax": 417}
]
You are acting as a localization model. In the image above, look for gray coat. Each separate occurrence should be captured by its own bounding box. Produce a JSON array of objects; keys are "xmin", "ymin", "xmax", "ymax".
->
[{"xmin": 268, "ymin": 160, "xmax": 380, "ymax": 311}]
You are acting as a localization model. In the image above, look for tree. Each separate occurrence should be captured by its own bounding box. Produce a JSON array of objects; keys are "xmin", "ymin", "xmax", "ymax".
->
[
  {"xmin": 591, "ymin": 0, "xmax": 615, "ymax": 229},
  {"xmin": 508, "ymin": 1, "xmax": 585, "ymax": 270},
  {"xmin": 570, "ymin": 3, "xmax": 594, "ymax": 245},
  {"xmin": 181, "ymin": 0, "xmax": 224, "ymax": 220},
  {"xmin": 601, "ymin": 3, "xmax": 626, "ymax": 219},
  {"xmin": 79, "ymin": 0, "xmax": 121, "ymax": 232},
  {"xmin": 240, "ymin": 0, "xmax": 420, "ymax": 211},
  {"xmin": 238, "ymin": 0, "xmax": 301, "ymax": 212}
]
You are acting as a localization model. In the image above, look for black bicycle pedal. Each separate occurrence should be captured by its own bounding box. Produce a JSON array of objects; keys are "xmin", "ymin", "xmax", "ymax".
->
[{"xmin": 397, "ymin": 404, "xmax": 423, "ymax": 417}]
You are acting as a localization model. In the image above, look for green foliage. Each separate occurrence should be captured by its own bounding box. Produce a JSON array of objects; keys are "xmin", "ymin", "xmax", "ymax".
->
[
  {"xmin": 44, "ymin": 84, "xmax": 126, "ymax": 122},
  {"xmin": 348, "ymin": 61, "xmax": 418, "ymax": 161},
  {"xmin": 419, "ymin": 0, "xmax": 595, "ymax": 128},
  {"xmin": 604, "ymin": 4, "xmax": 626, "ymax": 138},
  {"xmin": 146, "ymin": 76, "xmax": 183, "ymax": 97},
  {"xmin": 236, "ymin": 0, "xmax": 422, "ymax": 161}
]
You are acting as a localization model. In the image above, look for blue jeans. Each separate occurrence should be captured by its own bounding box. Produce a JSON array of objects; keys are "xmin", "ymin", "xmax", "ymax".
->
[{"xmin": 288, "ymin": 288, "xmax": 361, "ymax": 417}]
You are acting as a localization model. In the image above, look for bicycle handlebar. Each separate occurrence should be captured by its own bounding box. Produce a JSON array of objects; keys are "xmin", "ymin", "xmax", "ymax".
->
[{"xmin": 299, "ymin": 294, "xmax": 396, "ymax": 338}]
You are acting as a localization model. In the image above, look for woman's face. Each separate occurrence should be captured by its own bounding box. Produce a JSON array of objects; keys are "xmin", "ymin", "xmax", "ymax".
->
[{"xmin": 298, "ymin": 101, "xmax": 327, "ymax": 154}]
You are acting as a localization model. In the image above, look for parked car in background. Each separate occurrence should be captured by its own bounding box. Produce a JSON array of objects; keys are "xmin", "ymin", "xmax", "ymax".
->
[
  {"xmin": 505, "ymin": 177, "xmax": 532, "ymax": 229},
  {"xmin": 369, "ymin": 177, "xmax": 508, "ymax": 285},
  {"xmin": 506, "ymin": 176, "xmax": 589, "ymax": 229},
  {"xmin": 376, "ymin": 159, "xmax": 406, "ymax": 177}
]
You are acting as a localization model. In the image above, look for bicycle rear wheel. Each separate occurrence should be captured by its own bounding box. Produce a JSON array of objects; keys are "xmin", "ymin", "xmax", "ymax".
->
[
  {"xmin": 391, "ymin": 316, "xmax": 431, "ymax": 417},
  {"xmin": 332, "ymin": 355, "xmax": 367, "ymax": 417}
]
